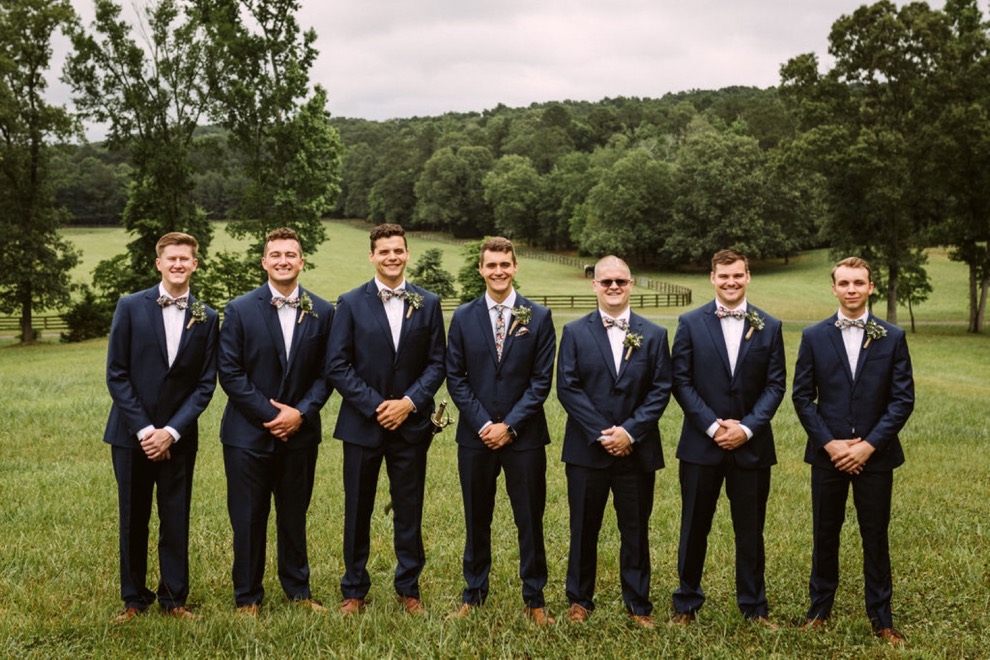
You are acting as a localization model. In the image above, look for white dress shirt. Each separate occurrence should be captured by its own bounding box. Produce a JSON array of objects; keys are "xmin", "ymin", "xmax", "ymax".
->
[
  {"xmin": 708, "ymin": 298, "xmax": 752, "ymax": 441},
  {"xmin": 598, "ymin": 307, "xmax": 636, "ymax": 444},
  {"xmin": 375, "ymin": 278, "xmax": 407, "ymax": 350},
  {"xmin": 137, "ymin": 284, "xmax": 188, "ymax": 443},
  {"xmin": 269, "ymin": 282, "xmax": 299, "ymax": 360},
  {"xmin": 837, "ymin": 310, "xmax": 868, "ymax": 376}
]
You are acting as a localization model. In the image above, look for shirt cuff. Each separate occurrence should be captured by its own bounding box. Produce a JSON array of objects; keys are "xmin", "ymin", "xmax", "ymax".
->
[
  {"xmin": 706, "ymin": 421, "xmax": 720, "ymax": 438},
  {"xmin": 165, "ymin": 426, "xmax": 181, "ymax": 443},
  {"xmin": 618, "ymin": 426, "xmax": 636, "ymax": 444},
  {"xmin": 403, "ymin": 395, "xmax": 417, "ymax": 413},
  {"xmin": 739, "ymin": 424, "xmax": 753, "ymax": 440},
  {"xmin": 137, "ymin": 425, "xmax": 154, "ymax": 442},
  {"xmin": 479, "ymin": 420, "xmax": 493, "ymax": 435}
]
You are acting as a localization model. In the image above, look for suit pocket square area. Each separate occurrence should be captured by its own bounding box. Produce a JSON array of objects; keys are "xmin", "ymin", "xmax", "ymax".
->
[{"xmin": 514, "ymin": 327, "xmax": 530, "ymax": 337}]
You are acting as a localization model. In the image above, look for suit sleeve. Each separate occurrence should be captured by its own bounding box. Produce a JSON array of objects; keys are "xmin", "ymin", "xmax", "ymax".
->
[
  {"xmin": 402, "ymin": 298, "xmax": 447, "ymax": 409},
  {"xmin": 671, "ymin": 317, "xmax": 719, "ymax": 434},
  {"xmin": 218, "ymin": 302, "xmax": 279, "ymax": 424},
  {"xmin": 445, "ymin": 309, "xmax": 492, "ymax": 431},
  {"xmin": 164, "ymin": 310, "xmax": 219, "ymax": 436},
  {"xmin": 291, "ymin": 301, "xmax": 335, "ymax": 419},
  {"xmin": 791, "ymin": 329, "xmax": 834, "ymax": 449},
  {"xmin": 738, "ymin": 320, "xmax": 786, "ymax": 436},
  {"xmin": 863, "ymin": 329, "xmax": 914, "ymax": 451},
  {"xmin": 620, "ymin": 326, "xmax": 673, "ymax": 441},
  {"xmin": 105, "ymin": 297, "xmax": 152, "ymax": 438},
  {"xmin": 556, "ymin": 324, "xmax": 613, "ymax": 443},
  {"xmin": 325, "ymin": 295, "xmax": 385, "ymax": 418},
  {"xmin": 503, "ymin": 309, "xmax": 556, "ymax": 430}
]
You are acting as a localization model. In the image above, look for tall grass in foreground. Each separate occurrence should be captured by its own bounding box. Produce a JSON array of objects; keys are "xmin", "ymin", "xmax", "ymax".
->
[{"xmin": 1, "ymin": 320, "xmax": 988, "ymax": 657}]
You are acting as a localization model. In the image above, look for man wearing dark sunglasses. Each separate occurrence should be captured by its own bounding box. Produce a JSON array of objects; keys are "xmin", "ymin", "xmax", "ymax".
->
[
  {"xmin": 670, "ymin": 248, "xmax": 786, "ymax": 628},
  {"xmin": 557, "ymin": 255, "xmax": 672, "ymax": 628}
]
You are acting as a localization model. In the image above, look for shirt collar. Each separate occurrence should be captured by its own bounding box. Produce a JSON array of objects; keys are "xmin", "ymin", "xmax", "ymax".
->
[
  {"xmin": 158, "ymin": 283, "xmax": 189, "ymax": 301},
  {"xmin": 485, "ymin": 289, "xmax": 517, "ymax": 310},
  {"xmin": 374, "ymin": 278, "xmax": 407, "ymax": 293},
  {"xmin": 268, "ymin": 282, "xmax": 299, "ymax": 300},
  {"xmin": 599, "ymin": 307, "xmax": 631, "ymax": 323},
  {"xmin": 714, "ymin": 298, "xmax": 747, "ymax": 314},
  {"xmin": 837, "ymin": 309, "xmax": 869, "ymax": 324}
]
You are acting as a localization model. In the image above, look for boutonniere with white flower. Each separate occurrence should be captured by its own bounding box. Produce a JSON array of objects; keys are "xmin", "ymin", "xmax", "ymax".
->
[
  {"xmin": 185, "ymin": 301, "xmax": 207, "ymax": 330},
  {"xmin": 863, "ymin": 319, "xmax": 887, "ymax": 348},
  {"xmin": 623, "ymin": 332, "xmax": 644, "ymax": 361},
  {"xmin": 297, "ymin": 292, "xmax": 318, "ymax": 325},
  {"xmin": 405, "ymin": 291, "xmax": 423, "ymax": 319},
  {"xmin": 509, "ymin": 305, "xmax": 532, "ymax": 336},
  {"xmin": 745, "ymin": 309, "xmax": 765, "ymax": 340}
]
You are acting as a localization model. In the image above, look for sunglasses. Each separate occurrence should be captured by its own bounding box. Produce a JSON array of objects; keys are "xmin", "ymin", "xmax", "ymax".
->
[{"xmin": 596, "ymin": 279, "xmax": 631, "ymax": 288}]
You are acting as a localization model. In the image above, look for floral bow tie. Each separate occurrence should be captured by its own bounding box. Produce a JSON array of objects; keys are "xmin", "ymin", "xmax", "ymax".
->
[
  {"xmin": 603, "ymin": 316, "xmax": 629, "ymax": 331},
  {"xmin": 715, "ymin": 306, "xmax": 746, "ymax": 319},
  {"xmin": 157, "ymin": 295, "xmax": 188, "ymax": 310},
  {"xmin": 271, "ymin": 296, "xmax": 301, "ymax": 309},
  {"xmin": 835, "ymin": 318, "xmax": 866, "ymax": 330},
  {"xmin": 378, "ymin": 288, "xmax": 407, "ymax": 303}
]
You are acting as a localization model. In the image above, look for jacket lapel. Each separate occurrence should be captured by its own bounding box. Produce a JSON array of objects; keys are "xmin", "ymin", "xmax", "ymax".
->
[
  {"xmin": 615, "ymin": 313, "xmax": 643, "ymax": 381},
  {"xmin": 258, "ymin": 286, "xmax": 289, "ymax": 374},
  {"xmin": 171, "ymin": 294, "xmax": 196, "ymax": 369},
  {"xmin": 702, "ymin": 303, "xmax": 733, "ymax": 379},
  {"xmin": 143, "ymin": 288, "xmax": 169, "ymax": 366},
  {"xmin": 826, "ymin": 315, "xmax": 855, "ymax": 385},
  {"xmin": 473, "ymin": 297, "xmax": 500, "ymax": 368},
  {"xmin": 395, "ymin": 283, "xmax": 418, "ymax": 360},
  {"xmin": 365, "ymin": 281, "xmax": 398, "ymax": 361},
  {"xmin": 589, "ymin": 311, "xmax": 618, "ymax": 380}
]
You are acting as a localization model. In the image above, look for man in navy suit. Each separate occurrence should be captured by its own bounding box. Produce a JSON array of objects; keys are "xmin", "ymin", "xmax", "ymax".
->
[
  {"xmin": 104, "ymin": 232, "xmax": 218, "ymax": 622},
  {"xmin": 218, "ymin": 227, "xmax": 334, "ymax": 615},
  {"xmin": 793, "ymin": 256, "xmax": 914, "ymax": 648},
  {"xmin": 671, "ymin": 249, "xmax": 786, "ymax": 627},
  {"xmin": 326, "ymin": 223, "xmax": 446, "ymax": 616},
  {"xmin": 557, "ymin": 256, "xmax": 672, "ymax": 628},
  {"xmin": 446, "ymin": 237, "xmax": 556, "ymax": 625}
]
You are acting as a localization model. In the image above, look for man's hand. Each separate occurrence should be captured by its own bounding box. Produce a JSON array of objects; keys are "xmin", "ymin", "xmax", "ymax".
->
[
  {"xmin": 479, "ymin": 422, "xmax": 514, "ymax": 451},
  {"xmin": 140, "ymin": 428, "xmax": 173, "ymax": 462},
  {"xmin": 264, "ymin": 399, "xmax": 303, "ymax": 441},
  {"xmin": 600, "ymin": 426, "xmax": 633, "ymax": 458},
  {"xmin": 376, "ymin": 398, "xmax": 414, "ymax": 431},
  {"xmin": 824, "ymin": 438, "xmax": 873, "ymax": 474},
  {"xmin": 713, "ymin": 418, "xmax": 749, "ymax": 451}
]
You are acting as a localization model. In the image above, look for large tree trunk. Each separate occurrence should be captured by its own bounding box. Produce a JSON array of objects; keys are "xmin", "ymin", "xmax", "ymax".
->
[
  {"xmin": 968, "ymin": 265, "xmax": 979, "ymax": 333},
  {"xmin": 19, "ymin": 285, "xmax": 33, "ymax": 344},
  {"xmin": 886, "ymin": 265, "xmax": 899, "ymax": 326},
  {"xmin": 977, "ymin": 276, "xmax": 989, "ymax": 334}
]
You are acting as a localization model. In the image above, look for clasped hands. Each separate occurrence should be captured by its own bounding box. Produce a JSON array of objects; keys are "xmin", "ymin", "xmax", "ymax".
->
[
  {"xmin": 264, "ymin": 399, "xmax": 303, "ymax": 441},
  {"xmin": 599, "ymin": 426, "xmax": 632, "ymax": 457},
  {"xmin": 713, "ymin": 418, "xmax": 748, "ymax": 450},
  {"xmin": 140, "ymin": 428, "xmax": 174, "ymax": 461},
  {"xmin": 376, "ymin": 397, "xmax": 414, "ymax": 431},
  {"xmin": 824, "ymin": 437, "xmax": 874, "ymax": 475}
]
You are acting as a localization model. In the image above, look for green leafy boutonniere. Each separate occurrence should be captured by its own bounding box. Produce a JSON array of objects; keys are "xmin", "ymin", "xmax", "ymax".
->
[
  {"xmin": 745, "ymin": 309, "xmax": 765, "ymax": 340},
  {"xmin": 509, "ymin": 305, "xmax": 532, "ymax": 335},
  {"xmin": 297, "ymin": 292, "xmax": 318, "ymax": 325},
  {"xmin": 185, "ymin": 301, "xmax": 207, "ymax": 330},
  {"xmin": 405, "ymin": 291, "xmax": 424, "ymax": 319},
  {"xmin": 863, "ymin": 319, "xmax": 887, "ymax": 348},
  {"xmin": 623, "ymin": 332, "xmax": 644, "ymax": 361}
]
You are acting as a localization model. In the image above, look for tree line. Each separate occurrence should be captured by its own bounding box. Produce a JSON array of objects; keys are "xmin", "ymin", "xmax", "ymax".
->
[{"xmin": 2, "ymin": 0, "xmax": 988, "ymax": 344}]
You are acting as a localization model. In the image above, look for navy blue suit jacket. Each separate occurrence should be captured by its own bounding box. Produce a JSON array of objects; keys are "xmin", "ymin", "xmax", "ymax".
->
[
  {"xmin": 792, "ymin": 314, "xmax": 913, "ymax": 471},
  {"xmin": 218, "ymin": 284, "xmax": 334, "ymax": 453},
  {"xmin": 557, "ymin": 310, "xmax": 672, "ymax": 471},
  {"xmin": 672, "ymin": 302, "xmax": 786, "ymax": 469},
  {"xmin": 326, "ymin": 280, "xmax": 446, "ymax": 447},
  {"xmin": 104, "ymin": 286, "xmax": 218, "ymax": 449},
  {"xmin": 446, "ymin": 294, "xmax": 555, "ymax": 451}
]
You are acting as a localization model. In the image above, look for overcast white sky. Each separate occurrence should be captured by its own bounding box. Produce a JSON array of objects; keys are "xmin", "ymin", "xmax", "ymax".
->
[{"xmin": 56, "ymin": 0, "xmax": 972, "ymax": 125}]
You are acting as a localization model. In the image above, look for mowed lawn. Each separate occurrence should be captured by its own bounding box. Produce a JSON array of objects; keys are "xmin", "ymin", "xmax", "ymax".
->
[{"xmin": 0, "ymin": 222, "xmax": 988, "ymax": 657}]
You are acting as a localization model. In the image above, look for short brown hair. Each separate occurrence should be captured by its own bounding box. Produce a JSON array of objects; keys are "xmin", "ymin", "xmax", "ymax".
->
[
  {"xmin": 156, "ymin": 232, "xmax": 199, "ymax": 258},
  {"xmin": 831, "ymin": 256, "xmax": 873, "ymax": 283},
  {"xmin": 264, "ymin": 227, "xmax": 302, "ymax": 255},
  {"xmin": 711, "ymin": 248, "xmax": 748, "ymax": 272},
  {"xmin": 478, "ymin": 236, "xmax": 516, "ymax": 265},
  {"xmin": 370, "ymin": 223, "xmax": 407, "ymax": 250}
]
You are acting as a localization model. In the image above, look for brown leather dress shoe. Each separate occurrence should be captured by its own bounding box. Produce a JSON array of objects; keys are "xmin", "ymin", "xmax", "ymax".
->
[
  {"xmin": 800, "ymin": 617, "xmax": 828, "ymax": 630},
  {"xmin": 669, "ymin": 611, "xmax": 696, "ymax": 626},
  {"xmin": 567, "ymin": 603, "xmax": 589, "ymax": 623},
  {"xmin": 293, "ymin": 598, "xmax": 326, "ymax": 613},
  {"xmin": 114, "ymin": 607, "xmax": 142, "ymax": 623},
  {"xmin": 628, "ymin": 613, "xmax": 655, "ymax": 629},
  {"xmin": 339, "ymin": 597, "xmax": 366, "ymax": 616},
  {"xmin": 236, "ymin": 603, "xmax": 260, "ymax": 617},
  {"xmin": 166, "ymin": 605, "xmax": 200, "ymax": 620},
  {"xmin": 524, "ymin": 606, "xmax": 555, "ymax": 625},
  {"xmin": 447, "ymin": 602, "xmax": 476, "ymax": 620},
  {"xmin": 749, "ymin": 615, "xmax": 779, "ymax": 631},
  {"xmin": 874, "ymin": 626, "xmax": 907, "ymax": 648},
  {"xmin": 397, "ymin": 595, "xmax": 425, "ymax": 615}
]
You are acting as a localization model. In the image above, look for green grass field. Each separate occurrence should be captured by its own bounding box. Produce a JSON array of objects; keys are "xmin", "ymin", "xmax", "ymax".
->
[{"xmin": 1, "ymin": 222, "xmax": 988, "ymax": 657}]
